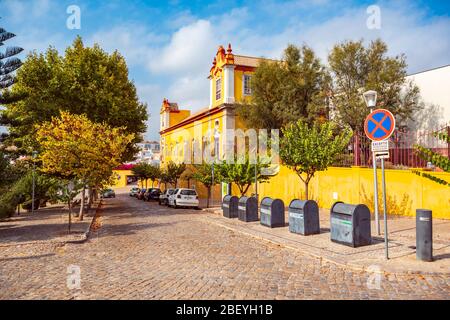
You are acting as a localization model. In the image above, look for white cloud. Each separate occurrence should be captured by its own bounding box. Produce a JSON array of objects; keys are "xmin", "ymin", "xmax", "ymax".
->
[
  {"xmin": 148, "ymin": 19, "xmax": 216, "ymax": 74},
  {"xmin": 297, "ymin": 1, "xmax": 450, "ymax": 73},
  {"xmin": 168, "ymin": 75, "xmax": 209, "ymax": 108},
  {"xmin": 2, "ymin": 0, "xmax": 52, "ymax": 23},
  {"xmin": 87, "ymin": 25, "xmax": 166, "ymax": 67}
]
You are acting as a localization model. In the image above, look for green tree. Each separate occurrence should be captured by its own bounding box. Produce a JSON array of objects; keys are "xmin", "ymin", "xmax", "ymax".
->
[
  {"xmin": 328, "ymin": 39, "xmax": 420, "ymax": 133},
  {"xmin": 36, "ymin": 111, "xmax": 134, "ymax": 226},
  {"xmin": 215, "ymin": 155, "xmax": 271, "ymax": 196},
  {"xmin": 0, "ymin": 22, "xmax": 24, "ymax": 104},
  {"xmin": 182, "ymin": 165, "xmax": 195, "ymax": 189},
  {"xmin": 236, "ymin": 44, "xmax": 330, "ymax": 130},
  {"xmin": 131, "ymin": 163, "xmax": 160, "ymax": 188},
  {"xmin": 280, "ymin": 120, "xmax": 352, "ymax": 199},
  {"xmin": 166, "ymin": 161, "xmax": 186, "ymax": 188},
  {"xmin": 146, "ymin": 164, "xmax": 161, "ymax": 188},
  {"xmin": 1, "ymin": 36, "xmax": 147, "ymax": 161},
  {"xmin": 159, "ymin": 169, "xmax": 170, "ymax": 190},
  {"xmin": 192, "ymin": 162, "xmax": 218, "ymax": 208},
  {"xmin": 0, "ymin": 169, "xmax": 61, "ymax": 219},
  {"xmin": 131, "ymin": 163, "xmax": 148, "ymax": 188}
]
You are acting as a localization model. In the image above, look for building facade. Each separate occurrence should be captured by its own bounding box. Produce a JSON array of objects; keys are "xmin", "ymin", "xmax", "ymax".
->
[
  {"xmin": 406, "ymin": 65, "xmax": 450, "ymax": 129},
  {"xmin": 134, "ymin": 140, "xmax": 161, "ymax": 165},
  {"xmin": 160, "ymin": 44, "xmax": 264, "ymax": 167},
  {"xmin": 158, "ymin": 44, "xmax": 450, "ymax": 218}
]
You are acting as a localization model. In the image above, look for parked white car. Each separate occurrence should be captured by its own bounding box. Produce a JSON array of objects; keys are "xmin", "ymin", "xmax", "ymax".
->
[
  {"xmin": 168, "ymin": 188, "xmax": 199, "ymax": 209},
  {"xmin": 159, "ymin": 188, "xmax": 175, "ymax": 205}
]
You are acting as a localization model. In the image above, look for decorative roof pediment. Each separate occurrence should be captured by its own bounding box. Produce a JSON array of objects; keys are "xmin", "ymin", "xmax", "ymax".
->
[
  {"xmin": 160, "ymin": 98, "xmax": 179, "ymax": 113},
  {"xmin": 209, "ymin": 43, "xmax": 235, "ymax": 78}
]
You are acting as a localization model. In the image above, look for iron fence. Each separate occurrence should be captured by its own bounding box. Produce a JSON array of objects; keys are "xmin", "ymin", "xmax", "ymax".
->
[{"xmin": 334, "ymin": 125, "xmax": 450, "ymax": 169}]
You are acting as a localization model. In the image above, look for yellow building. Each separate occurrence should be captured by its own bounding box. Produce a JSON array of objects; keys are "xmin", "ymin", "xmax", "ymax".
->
[
  {"xmin": 160, "ymin": 44, "xmax": 450, "ymax": 218},
  {"xmin": 160, "ymin": 44, "xmax": 262, "ymax": 167}
]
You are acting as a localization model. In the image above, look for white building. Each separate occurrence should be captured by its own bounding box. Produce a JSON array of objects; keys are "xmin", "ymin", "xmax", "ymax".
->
[
  {"xmin": 407, "ymin": 64, "xmax": 450, "ymax": 130},
  {"xmin": 134, "ymin": 141, "xmax": 161, "ymax": 165}
]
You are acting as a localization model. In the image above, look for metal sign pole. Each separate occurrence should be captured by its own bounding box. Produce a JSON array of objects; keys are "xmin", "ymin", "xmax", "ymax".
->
[
  {"xmin": 381, "ymin": 158, "xmax": 389, "ymax": 259},
  {"xmin": 32, "ymin": 161, "xmax": 36, "ymax": 214},
  {"xmin": 372, "ymin": 152, "xmax": 380, "ymax": 235}
]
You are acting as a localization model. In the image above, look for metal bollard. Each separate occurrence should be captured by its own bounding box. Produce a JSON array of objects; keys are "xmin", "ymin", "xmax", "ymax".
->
[{"xmin": 416, "ymin": 209, "xmax": 433, "ymax": 262}]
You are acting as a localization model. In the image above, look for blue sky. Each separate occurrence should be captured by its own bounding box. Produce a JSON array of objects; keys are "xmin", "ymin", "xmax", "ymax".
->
[{"xmin": 1, "ymin": 0, "xmax": 449, "ymax": 140}]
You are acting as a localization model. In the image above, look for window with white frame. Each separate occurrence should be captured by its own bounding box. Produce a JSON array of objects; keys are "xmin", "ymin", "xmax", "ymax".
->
[
  {"xmin": 243, "ymin": 74, "xmax": 252, "ymax": 96},
  {"xmin": 215, "ymin": 77, "xmax": 221, "ymax": 100}
]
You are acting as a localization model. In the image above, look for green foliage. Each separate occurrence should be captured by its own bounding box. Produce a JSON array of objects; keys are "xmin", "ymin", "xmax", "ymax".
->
[
  {"xmin": 192, "ymin": 162, "xmax": 216, "ymax": 188},
  {"xmin": 0, "ymin": 193, "xmax": 16, "ymax": 218},
  {"xmin": 191, "ymin": 162, "xmax": 219, "ymax": 208},
  {"xmin": 214, "ymin": 155, "xmax": 271, "ymax": 196},
  {"xmin": 414, "ymin": 129, "xmax": 450, "ymax": 186},
  {"xmin": 1, "ymin": 36, "xmax": 147, "ymax": 161},
  {"xmin": 132, "ymin": 162, "xmax": 161, "ymax": 188},
  {"xmin": 412, "ymin": 170, "xmax": 449, "ymax": 187},
  {"xmin": 280, "ymin": 120, "xmax": 352, "ymax": 199},
  {"xmin": 0, "ymin": 170, "xmax": 61, "ymax": 218},
  {"xmin": 236, "ymin": 44, "xmax": 330, "ymax": 130},
  {"xmin": 166, "ymin": 161, "xmax": 186, "ymax": 188},
  {"xmin": 0, "ymin": 22, "xmax": 24, "ymax": 103},
  {"xmin": 145, "ymin": 164, "xmax": 161, "ymax": 187},
  {"xmin": 415, "ymin": 145, "xmax": 450, "ymax": 173},
  {"xmin": 159, "ymin": 169, "xmax": 170, "ymax": 188},
  {"xmin": 328, "ymin": 39, "xmax": 420, "ymax": 132}
]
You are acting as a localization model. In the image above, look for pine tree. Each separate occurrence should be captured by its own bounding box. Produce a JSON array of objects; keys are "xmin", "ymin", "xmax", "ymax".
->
[{"xmin": 0, "ymin": 21, "xmax": 23, "ymax": 104}]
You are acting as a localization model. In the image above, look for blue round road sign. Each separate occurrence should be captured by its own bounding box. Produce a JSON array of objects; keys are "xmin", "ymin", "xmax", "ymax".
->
[{"xmin": 364, "ymin": 109, "xmax": 395, "ymax": 141}]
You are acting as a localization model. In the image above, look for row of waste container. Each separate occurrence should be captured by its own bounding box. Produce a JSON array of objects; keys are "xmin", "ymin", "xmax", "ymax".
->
[{"xmin": 223, "ymin": 195, "xmax": 372, "ymax": 248}]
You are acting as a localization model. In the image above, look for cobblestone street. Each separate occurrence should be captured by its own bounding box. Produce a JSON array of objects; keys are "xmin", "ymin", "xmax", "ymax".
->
[{"xmin": 0, "ymin": 191, "xmax": 449, "ymax": 300}]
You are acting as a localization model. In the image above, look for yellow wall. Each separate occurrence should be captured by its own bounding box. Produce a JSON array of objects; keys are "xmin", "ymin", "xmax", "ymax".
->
[
  {"xmin": 211, "ymin": 72, "xmax": 224, "ymax": 108},
  {"xmin": 111, "ymin": 170, "xmax": 134, "ymax": 188},
  {"xmin": 169, "ymin": 110, "xmax": 191, "ymax": 128},
  {"xmin": 232, "ymin": 166, "xmax": 450, "ymax": 219},
  {"xmin": 111, "ymin": 170, "xmax": 161, "ymax": 189},
  {"xmin": 161, "ymin": 109, "xmax": 226, "ymax": 166},
  {"xmin": 234, "ymin": 69, "xmax": 253, "ymax": 104}
]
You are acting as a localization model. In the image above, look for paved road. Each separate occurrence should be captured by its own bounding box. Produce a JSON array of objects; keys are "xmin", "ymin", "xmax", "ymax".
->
[{"xmin": 0, "ymin": 192, "xmax": 449, "ymax": 299}]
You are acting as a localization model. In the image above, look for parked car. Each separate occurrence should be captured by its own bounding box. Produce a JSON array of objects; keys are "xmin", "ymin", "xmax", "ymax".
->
[
  {"xmin": 101, "ymin": 188, "xmax": 116, "ymax": 198},
  {"xmin": 144, "ymin": 188, "xmax": 161, "ymax": 201},
  {"xmin": 167, "ymin": 188, "xmax": 178, "ymax": 207},
  {"xmin": 168, "ymin": 188, "xmax": 199, "ymax": 209},
  {"xmin": 159, "ymin": 188, "xmax": 175, "ymax": 205},
  {"xmin": 136, "ymin": 188, "xmax": 147, "ymax": 200},
  {"xmin": 129, "ymin": 187, "xmax": 140, "ymax": 197}
]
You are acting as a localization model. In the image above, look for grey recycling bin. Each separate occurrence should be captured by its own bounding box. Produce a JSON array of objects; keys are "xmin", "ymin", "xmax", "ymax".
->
[
  {"xmin": 416, "ymin": 209, "xmax": 433, "ymax": 262},
  {"xmin": 260, "ymin": 197, "xmax": 285, "ymax": 228},
  {"xmin": 330, "ymin": 202, "xmax": 371, "ymax": 247},
  {"xmin": 222, "ymin": 195, "xmax": 238, "ymax": 218},
  {"xmin": 238, "ymin": 196, "xmax": 258, "ymax": 222},
  {"xmin": 288, "ymin": 199, "xmax": 320, "ymax": 235}
]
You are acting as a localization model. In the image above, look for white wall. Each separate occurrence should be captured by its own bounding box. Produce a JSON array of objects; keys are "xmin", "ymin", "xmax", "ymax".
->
[{"xmin": 407, "ymin": 65, "xmax": 450, "ymax": 126}]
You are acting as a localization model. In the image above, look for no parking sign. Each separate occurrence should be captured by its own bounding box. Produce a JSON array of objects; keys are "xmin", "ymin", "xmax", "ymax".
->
[
  {"xmin": 364, "ymin": 109, "xmax": 395, "ymax": 141},
  {"xmin": 364, "ymin": 108, "xmax": 395, "ymax": 260}
]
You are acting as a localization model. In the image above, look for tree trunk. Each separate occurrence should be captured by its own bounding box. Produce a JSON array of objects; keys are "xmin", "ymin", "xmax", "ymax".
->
[
  {"xmin": 304, "ymin": 181, "xmax": 309, "ymax": 200},
  {"xmin": 68, "ymin": 200, "xmax": 72, "ymax": 233},
  {"xmin": 79, "ymin": 186, "xmax": 86, "ymax": 221},
  {"xmin": 87, "ymin": 187, "xmax": 93, "ymax": 210},
  {"xmin": 207, "ymin": 186, "xmax": 211, "ymax": 208}
]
